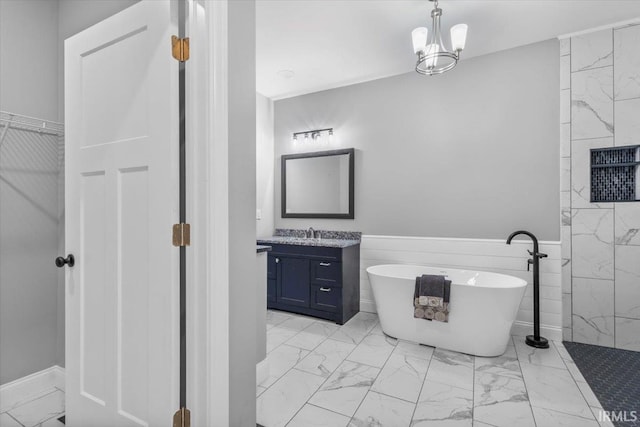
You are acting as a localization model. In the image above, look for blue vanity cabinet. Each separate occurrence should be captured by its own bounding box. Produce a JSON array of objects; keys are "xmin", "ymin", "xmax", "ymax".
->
[
  {"xmin": 266, "ymin": 255, "xmax": 277, "ymax": 303},
  {"xmin": 265, "ymin": 243, "xmax": 360, "ymax": 325}
]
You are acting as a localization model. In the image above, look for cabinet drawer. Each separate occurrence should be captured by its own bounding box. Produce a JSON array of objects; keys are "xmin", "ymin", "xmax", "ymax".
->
[
  {"xmin": 311, "ymin": 261, "xmax": 342, "ymax": 287},
  {"xmin": 310, "ymin": 286, "xmax": 340, "ymax": 313}
]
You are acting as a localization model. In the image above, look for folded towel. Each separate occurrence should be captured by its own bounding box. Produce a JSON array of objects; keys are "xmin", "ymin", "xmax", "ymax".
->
[
  {"xmin": 414, "ymin": 274, "xmax": 451, "ymax": 323},
  {"xmin": 415, "ymin": 274, "xmax": 445, "ymax": 307}
]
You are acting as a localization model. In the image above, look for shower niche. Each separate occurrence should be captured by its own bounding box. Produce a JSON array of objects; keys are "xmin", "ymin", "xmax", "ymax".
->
[{"xmin": 591, "ymin": 145, "xmax": 640, "ymax": 203}]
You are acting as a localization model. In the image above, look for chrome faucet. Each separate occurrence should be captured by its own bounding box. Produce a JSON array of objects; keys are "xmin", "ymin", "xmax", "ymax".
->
[
  {"xmin": 306, "ymin": 227, "xmax": 316, "ymax": 239},
  {"xmin": 506, "ymin": 230, "xmax": 549, "ymax": 349}
]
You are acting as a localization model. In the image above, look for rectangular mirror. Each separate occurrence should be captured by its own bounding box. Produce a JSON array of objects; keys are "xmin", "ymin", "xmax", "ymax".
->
[{"xmin": 282, "ymin": 148, "xmax": 354, "ymax": 219}]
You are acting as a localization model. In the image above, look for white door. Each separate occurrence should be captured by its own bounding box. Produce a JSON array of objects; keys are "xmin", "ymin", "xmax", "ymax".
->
[{"xmin": 64, "ymin": 1, "xmax": 179, "ymax": 426}]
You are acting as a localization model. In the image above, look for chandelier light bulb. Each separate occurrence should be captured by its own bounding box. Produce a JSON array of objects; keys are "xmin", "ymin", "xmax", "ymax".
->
[
  {"xmin": 450, "ymin": 24, "xmax": 468, "ymax": 52},
  {"xmin": 411, "ymin": 27, "xmax": 428, "ymax": 54},
  {"xmin": 425, "ymin": 43, "xmax": 440, "ymax": 69}
]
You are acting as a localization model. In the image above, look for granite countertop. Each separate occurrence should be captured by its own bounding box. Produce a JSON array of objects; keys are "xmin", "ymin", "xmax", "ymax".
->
[
  {"xmin": 256, "ymin": 245, "xmax": 272, "ymax": 253},
  {"xmin": 257, "ymin": 236, "xmax": 360, "ymax": 248}
]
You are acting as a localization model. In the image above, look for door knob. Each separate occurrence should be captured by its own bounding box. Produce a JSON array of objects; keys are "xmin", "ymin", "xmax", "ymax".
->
[{"xmin": 55, "ymin": 254, "xmax": 75, "ymax": 268}]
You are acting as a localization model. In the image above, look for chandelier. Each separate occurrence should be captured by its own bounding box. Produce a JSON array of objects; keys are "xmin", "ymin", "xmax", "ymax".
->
[{"xmin": 411, "ymin": 0, "xmax": 468, "ymax": 75}]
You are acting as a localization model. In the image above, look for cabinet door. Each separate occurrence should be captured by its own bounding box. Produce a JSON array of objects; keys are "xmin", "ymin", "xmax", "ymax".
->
[
  {"xmin": 267, "ymin": 254, "xmax": 277, "ymax": 280},
  {"xmin": 267, "ymin": 279, "xmax": 276, "ymax": 303},
  {"xmin": 277, "ymin": 256, "xmax": 310, "ymax": 307}
]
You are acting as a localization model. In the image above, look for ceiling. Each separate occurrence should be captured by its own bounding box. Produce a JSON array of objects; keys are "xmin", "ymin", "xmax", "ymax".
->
[{"xmin": 256, "ymin": 0, "xmax": 640, "ymax": 100}]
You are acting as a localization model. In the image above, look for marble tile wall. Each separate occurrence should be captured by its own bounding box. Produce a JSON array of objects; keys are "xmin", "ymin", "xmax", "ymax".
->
[
  {"xmin": 562, "ymin": 24, "xmax": 640, "ymax": 351},
  {"xmin": 560, "ymin": 37, "xmax": 572, "ymax": 342}
]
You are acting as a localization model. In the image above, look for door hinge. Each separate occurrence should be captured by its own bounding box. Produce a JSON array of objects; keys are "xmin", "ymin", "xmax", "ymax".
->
[
  {"xmin": 173, "ymin": 407, "xmax": 191, "ymax": 427},
  {"xmin": 173, "ymin": 223, "xmax": 191, "ymax": 247},
  {"xmin": 171, "ymin": 35, "xmax": 190, "ymax": 62}
]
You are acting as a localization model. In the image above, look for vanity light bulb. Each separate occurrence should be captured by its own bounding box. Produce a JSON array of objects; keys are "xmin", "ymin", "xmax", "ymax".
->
[{"xmin": 292, "ymin": 134, "xmax": 298, "ymax": 143}]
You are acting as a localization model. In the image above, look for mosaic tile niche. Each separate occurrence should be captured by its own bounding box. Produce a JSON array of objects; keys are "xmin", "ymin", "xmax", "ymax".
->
[{"xmin": 560, "ymin": 24, "xmax": 640, "ymax": 351}]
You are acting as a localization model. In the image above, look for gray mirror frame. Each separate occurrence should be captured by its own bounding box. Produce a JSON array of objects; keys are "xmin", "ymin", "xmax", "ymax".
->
[{"xmin": 281, "ymin": 148, "xmax": 355, "ymax": 219}]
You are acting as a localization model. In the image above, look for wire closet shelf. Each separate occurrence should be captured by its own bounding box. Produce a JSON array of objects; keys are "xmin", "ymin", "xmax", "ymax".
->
[{"xmin": 0, "ymin": 111, "xmax": 65, "ymax": 146}]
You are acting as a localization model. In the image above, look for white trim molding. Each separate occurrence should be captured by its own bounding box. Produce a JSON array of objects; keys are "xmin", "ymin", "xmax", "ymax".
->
[
  {"xmin": 512, "ymin": 321, "xmax": 563, "ymax": 342},
  {"xmin": 0, "ymin": 366, "xmax": 65, "ymax": 413},
  {"xmin": 558, "ymin": 17, "xmax": 640, "ymax": 39}
]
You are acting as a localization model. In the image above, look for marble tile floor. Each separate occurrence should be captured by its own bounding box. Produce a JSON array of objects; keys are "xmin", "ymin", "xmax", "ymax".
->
[
  {"xmin": 258, "ymin": 309, "xmax": 616, "ymax": 427},
  {"xmin": 0, "ymin": 389, "xmax": 65, "ymax": 427}
]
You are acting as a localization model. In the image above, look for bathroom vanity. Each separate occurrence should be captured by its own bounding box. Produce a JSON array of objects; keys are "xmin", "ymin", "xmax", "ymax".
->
[{"xmin": 257, "ymin": 231, "xmax": 361, "ymax": 324}]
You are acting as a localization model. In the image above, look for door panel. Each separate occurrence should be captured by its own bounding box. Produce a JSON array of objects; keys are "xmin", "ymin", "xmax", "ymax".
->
[
  {"xmin": 117, "ymin": 167, "xmax": 150, "ymax": 424},
  {"xmin": 65, "ymin": 2, "xmax": 179, "ymax": 425},
  {"xmin": 79, "ymin": 172, "xmax": 107, "ymax": 406},
  {"xmin": 277, "ymin": 257, "xmax": 309, "ymax": 307}
]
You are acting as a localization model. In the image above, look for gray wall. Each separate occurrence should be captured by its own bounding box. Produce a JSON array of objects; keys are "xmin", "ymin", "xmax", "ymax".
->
[
  {"xmin": 274, "ymin": 39, "xmax": 561, "ymax": 241},
  {"xmin": 0, "ymin": 0, "xmax": 59, "ymax": 122},
  {"xmin": 256, "ymin": 92, "xmax": 275, "ymax": 238},
  {"xmin": 0, "ymin": 0, "xmax": 61, "ymax": 385}
]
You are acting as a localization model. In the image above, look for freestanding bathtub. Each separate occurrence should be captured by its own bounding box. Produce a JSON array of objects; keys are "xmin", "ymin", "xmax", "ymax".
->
[{"xmin": 366, "ymin": 264, "xmax": 527, "ymax": 357}]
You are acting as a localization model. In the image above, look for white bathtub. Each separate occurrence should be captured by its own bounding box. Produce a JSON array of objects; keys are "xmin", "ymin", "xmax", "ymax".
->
[{"xmin": 366, "ymin": 264, "xmax": 527, "ymax": 357}]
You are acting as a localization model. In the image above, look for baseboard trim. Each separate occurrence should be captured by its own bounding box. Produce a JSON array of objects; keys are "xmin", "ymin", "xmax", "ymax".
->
[
  {"xmin": 360, "ymin": 299, "xmax": 377, "ymax": 314},
  {"xmin": 0, "ymin": 365, "xmax": 65, "ymax": 413},
  {"xmin": 511, "ymin": 321, "xmax": 563, "ymax": 342}
]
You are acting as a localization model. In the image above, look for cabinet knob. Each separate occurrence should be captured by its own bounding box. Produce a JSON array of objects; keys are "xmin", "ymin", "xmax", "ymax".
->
[
  {"xmin": 319, "ymin": 262, "xmax": 331, "ymax": 267},
  {"xmin": 275, "ymin": 258, "xmax": 280, "ymax": 263},
  {"xmin": 319, "ymin": 287, "xmax": 331, "ymax": 292}
]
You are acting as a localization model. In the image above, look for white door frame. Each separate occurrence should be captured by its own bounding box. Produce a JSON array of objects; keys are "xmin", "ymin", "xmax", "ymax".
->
[
  {"xmin": 185, "ymin": 0, "xmax": 230, "ymax": 425},
  {"xmin": 186, "ymin": 1, "xmax": 257, "ymax": 426}
]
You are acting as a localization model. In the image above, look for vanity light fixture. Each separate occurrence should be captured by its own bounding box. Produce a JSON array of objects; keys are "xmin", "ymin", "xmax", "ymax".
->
[
  {"xmin": 292, "ymin": 128, "xmax": 334, "ymax": 143},
  {"xmin": 411, "ymin": 0, "xmax": 467, "ymax": 75}
]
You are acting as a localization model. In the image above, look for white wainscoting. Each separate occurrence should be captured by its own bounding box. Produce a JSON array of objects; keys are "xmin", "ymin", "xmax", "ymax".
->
[
  {"xmin": 359, "ymin": 235, "xmax": 562, "ymax": 341},
  {"xmin": 0, "ymin": 365, "xmax": 64, "ymax": 413}
]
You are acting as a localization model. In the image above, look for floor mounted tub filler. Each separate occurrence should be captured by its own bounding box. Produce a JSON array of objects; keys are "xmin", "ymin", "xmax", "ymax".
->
[{"xmin": 366, "ymin": 264, "xmax": 527, "ymax": 357}]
